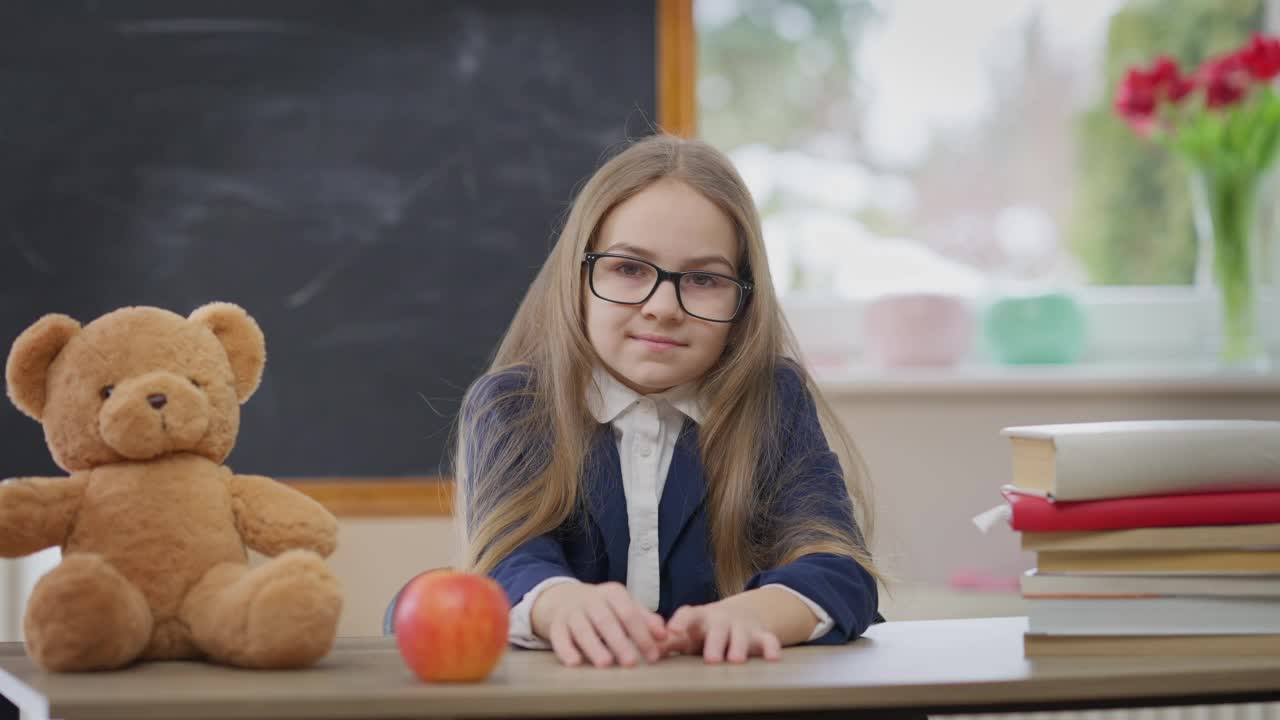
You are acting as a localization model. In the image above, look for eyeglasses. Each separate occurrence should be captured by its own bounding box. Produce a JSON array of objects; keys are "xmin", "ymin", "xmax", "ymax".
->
[{"xmin": 582, "ymin": 252, "xmax": 753, "ymax": 323}]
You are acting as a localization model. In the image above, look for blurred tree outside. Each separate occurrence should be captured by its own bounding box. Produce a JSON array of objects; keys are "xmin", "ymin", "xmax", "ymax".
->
[
  {"xmin": 697, "ymin": 0, "xmax": 876, "ymax": 155},
  {"xmin": 1072, "ymin": 0, "xmax": 1263, "ymax": 285}
]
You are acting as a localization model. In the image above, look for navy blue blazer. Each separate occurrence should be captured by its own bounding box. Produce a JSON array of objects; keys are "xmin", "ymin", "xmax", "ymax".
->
[{"xmin": 470, "ymin": 363, "xmax": 881, "ymax": 645}]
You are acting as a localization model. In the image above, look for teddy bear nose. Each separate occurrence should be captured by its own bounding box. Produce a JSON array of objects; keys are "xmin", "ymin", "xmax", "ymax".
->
[{"xmin": 147, "ymin": 393, "xmax": 168, "ymax": 410}]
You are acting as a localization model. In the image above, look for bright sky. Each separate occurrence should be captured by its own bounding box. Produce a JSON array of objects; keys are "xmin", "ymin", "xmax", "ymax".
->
[{"xmin": 857, "ymin": 0, "xmax": 1124, "ymax": 167}]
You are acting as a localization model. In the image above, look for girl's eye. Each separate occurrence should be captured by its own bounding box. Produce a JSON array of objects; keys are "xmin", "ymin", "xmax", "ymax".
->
[
  {"xmin": 686, "ymin": 273, "xmax": 721, "ymax": 289},
  {"xmin": 615, "ymin": 261, "xmax": 646, "ymax": 277},
  {"xmin": 100, "ymin": 385, "xmax": 114, "ymax": 400}
]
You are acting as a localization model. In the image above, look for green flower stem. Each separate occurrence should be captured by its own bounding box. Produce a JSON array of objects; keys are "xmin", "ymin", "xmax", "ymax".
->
[{"xmin": 1203, "ymin": 169, "xmax": 1260, "ymax": 364}]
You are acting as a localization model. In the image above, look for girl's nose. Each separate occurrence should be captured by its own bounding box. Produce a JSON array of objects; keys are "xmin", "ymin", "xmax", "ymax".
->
[{"xmin": 641, "ymin": 279, "xmax": 684, "ymax": 320}]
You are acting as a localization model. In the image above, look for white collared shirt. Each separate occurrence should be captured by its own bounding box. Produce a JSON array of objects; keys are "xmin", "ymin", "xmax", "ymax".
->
[{"xmin": 506, "ymin": 367, "xmax": 833, "ymax": 648}]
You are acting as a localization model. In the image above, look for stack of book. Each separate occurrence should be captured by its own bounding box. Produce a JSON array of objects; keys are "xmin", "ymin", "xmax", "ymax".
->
[{"xmin": 991, "ymin": 419, "xmax": 1280, "ymax": 656}]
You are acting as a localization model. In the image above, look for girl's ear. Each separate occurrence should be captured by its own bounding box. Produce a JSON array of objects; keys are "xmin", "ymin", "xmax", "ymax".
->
[
  {"xmin": 5, "ymin": 314, "xmax": 82, "ymax": 421},
  {"xmin": 189, "ymin": 302, "xmax": 266, "ymax": 403}
]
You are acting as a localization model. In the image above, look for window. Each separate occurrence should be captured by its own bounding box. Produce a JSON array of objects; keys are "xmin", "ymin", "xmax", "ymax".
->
[{"xmin": 697, "ymin": 0, "xmax": 1279, "ymax": 368}]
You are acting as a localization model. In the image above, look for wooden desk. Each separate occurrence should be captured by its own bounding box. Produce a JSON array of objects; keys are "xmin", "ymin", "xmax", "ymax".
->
[{"xmin": 0, "ymin": 617, "xmax": 1277, "ymax": 720}]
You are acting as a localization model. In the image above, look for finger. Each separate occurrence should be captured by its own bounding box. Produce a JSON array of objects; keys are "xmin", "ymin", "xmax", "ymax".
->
[
  {"xmin": 726, "ymin": 624, "xmax": 750, "ymax": 664},
  {"xmin": 646, "ymin": 612, "xmax": 669, "ymax": 642},
  {"xmin": 659, "ymin": 626, "xmax": 693, "ymax": 656},
  {"xmin": 567, "ymin": 612, "xmax": 613, "ymax": 668},
  {"xmin": 648, "ymin": 613, "xmax": 685, "ymax": 658},
  {"xmin": 757, "ymin": 630, "xmax": 783, "ymax": 662},
  {"xmin": 680, "ymin": 608, "xmax": 711, "ymax": 652},
  {"xmin": 702, "ymin": 619, "xmax": 731, "ymax": 664},
  {"xmin": 666, "ymin": 606, "xmax": 698, "ymax": 637},
  {"xmin": 585, "ymin": 600, "xmax": 639, "ymax": 667},
  {"xmin": 549, "ymin": 618, "xmax": 583, "ymax": 667},
  {"xmin": 601, "ymin": 584, "xmax": 665, "ymax": 658},
  {"xmin": 599, "ymin": 584, "xmax": 666, "ymax": 642},
  {"xmin": 605, "ymin": 594, "xmax": 660, "ymax": 663},
  {"xmin": 658, "ymin": 632, "xmax": 682, "ymax": 656}
]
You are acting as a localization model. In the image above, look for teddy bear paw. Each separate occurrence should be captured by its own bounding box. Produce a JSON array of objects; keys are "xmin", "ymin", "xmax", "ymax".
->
[
  {"xmin": 240, "ymin": 550, "xmax": 343, "ymax": 669},
  {"xmin": 23, "ymin": 554, "xmax": 152, "ymax": 672}
]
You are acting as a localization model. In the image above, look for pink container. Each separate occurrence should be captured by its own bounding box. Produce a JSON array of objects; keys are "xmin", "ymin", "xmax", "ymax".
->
[{"xmin": 863, "ymin": 293, "xmax": 972, "ymax": 367}]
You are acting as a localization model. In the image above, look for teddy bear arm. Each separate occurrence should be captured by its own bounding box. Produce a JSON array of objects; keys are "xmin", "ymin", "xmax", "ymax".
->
[
  {"xmin": 0, "ymin": 474, "xmax": 87, "ymax": 557},
  {"xmin": 229, "ymin": 474, "xmax": 338, "ymax": 558}
]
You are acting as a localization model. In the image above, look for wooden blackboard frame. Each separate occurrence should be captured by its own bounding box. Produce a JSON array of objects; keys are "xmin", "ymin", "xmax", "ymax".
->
[{"xmin": 286, "ymin": 0, "xmax": 695, "ymax": 518}]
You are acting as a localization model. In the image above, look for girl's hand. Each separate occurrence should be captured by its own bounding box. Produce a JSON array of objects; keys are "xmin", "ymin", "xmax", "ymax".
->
[
  {"xmin": 531, "ymin": 581, "xmax": 668, "ymax": 668},
  {"xmin": 663, "ymin": 601, "xmax": 783, "ymax": 664}
]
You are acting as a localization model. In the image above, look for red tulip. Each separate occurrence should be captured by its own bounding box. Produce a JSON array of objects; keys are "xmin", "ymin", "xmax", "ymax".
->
[
  {"xmin": 1114, "ymin": 55, "xmax": 1192, "ymax": 135},
  {"xmin": 1239, "ymin": 33, "xmax": 1280, "ymax": 82},
  {"xmin": 1115, "ymin": 36, "xmax": 1280, "ymax": 175},
  {"xmin": 1197, "ymin": 53, "xmax": 1251, "ymax": 109},
  {"xmin": 1150, "ymin": 56, "xmax": 1195, "ymax": 102},
  {"xmin": 1114, "ymin": 68, "xmax": 1155, "ymax": 130}
]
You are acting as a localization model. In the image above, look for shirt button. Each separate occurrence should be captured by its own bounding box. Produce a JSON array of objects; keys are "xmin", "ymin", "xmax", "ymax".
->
[
  {"xmin": 637, "ymin": 444, "xmax": 652, "ymax": 457},
  {"xmin": 638, "ymin": 539, "xmax": 654, "ymax": 552}
]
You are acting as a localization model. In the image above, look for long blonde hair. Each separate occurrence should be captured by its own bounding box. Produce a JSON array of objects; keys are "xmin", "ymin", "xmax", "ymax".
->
[{"xmin": 457, "ymin": 134, "xmax": 881, "ymax": 596}]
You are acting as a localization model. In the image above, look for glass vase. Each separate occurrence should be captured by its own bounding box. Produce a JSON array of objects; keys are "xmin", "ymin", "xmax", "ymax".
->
[{"xmin": 1188, "ymin": 167, "xmax": 1277, "ymax": 371}]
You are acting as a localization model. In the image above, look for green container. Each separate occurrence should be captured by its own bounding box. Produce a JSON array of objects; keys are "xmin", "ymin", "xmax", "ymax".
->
[{"xmin": 982, "ymin": 291, "xmax": 1087, "ymax": 365}]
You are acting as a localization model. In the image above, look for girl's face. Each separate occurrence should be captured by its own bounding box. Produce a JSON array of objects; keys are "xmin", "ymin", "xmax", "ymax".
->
[{"xmin": 584, "ymin": 179, "xmax": 739, "ymax": 395}]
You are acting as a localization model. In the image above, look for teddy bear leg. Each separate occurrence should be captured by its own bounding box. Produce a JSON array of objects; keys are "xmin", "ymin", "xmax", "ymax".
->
[
  {"xmin": 181, "ymin": 550, "xmax": 342, "ymax": 669},
  {"xmin": 23, "ymin": 554, "xmax": 153, "ymax": 672}
]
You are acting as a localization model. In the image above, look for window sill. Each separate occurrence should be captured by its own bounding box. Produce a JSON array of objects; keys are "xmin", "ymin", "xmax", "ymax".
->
[
  {"xmin": 812, "ymin": 362, "xmax": 1280, "ymax": 396},
  {"xmin": 786, "ymin": 287, "xmax": 1280, "ymax": 395}
]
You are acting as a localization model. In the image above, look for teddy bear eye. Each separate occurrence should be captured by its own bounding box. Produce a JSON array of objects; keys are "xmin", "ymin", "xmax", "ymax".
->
[{"xmin": 100, "ymin": 385, "xmax": 114, "ymax": 400}]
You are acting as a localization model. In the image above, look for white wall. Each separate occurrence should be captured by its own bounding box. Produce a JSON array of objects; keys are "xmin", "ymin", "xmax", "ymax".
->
[{"xmin": 2, "ymin": 377, "xmax": 1277, "ymax": 639}]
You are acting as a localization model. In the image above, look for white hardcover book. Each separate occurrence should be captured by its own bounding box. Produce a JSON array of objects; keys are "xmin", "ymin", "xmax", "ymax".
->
[
  {"xmin": 1026, "ymin": 595, "xmax": 1280, "ymax": 635},
  {"xmin": 1002, "ymin": 419, "xmax": 1280, "ymax": 501}
]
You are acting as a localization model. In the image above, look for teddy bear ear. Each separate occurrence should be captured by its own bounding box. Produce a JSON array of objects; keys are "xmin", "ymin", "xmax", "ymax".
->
[
  {"xmin": 5, "ymin": 314, "xmax": 82, "ymax": 421},
  {"xmin": 189, "ymin": 302, "xmax": 266, "ymax": 403}
]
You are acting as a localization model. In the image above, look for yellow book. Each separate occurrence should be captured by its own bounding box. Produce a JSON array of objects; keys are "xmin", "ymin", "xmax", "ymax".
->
[
  {"xmin": 1019, "ymin": 569, "xmax": 1280, "ymax": 597},
  {"xmin": 1036, "ymin": 548, "xmax": 1280, "ymax": 574},
  {"xmin": 1022, "ymin": 522, "xmax": 1280, "ymax": 552}
]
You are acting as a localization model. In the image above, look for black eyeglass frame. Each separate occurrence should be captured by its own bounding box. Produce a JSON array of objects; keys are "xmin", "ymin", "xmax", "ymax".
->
[{"xmin": 582, "ymin": 252, "xmax": 754, "ymax": 323}]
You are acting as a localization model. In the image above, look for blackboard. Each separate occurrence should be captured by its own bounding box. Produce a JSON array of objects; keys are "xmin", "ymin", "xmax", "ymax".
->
[{"xmin": 0, "ymin": 1, "xmax": 659, "ymax": 479}]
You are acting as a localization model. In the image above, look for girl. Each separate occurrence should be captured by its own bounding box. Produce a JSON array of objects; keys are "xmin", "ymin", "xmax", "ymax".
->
[{"xmin": 456, "ymin": 134, "xmax": 882, "ymax": 668}]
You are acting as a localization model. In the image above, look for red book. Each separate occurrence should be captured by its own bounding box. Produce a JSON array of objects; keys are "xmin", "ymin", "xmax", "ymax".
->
[{"xmin": 1001, "ymin": 486, "xmax": 1280, "ymax": 532}]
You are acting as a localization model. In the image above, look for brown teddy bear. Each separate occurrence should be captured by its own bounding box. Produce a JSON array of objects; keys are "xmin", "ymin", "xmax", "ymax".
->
[{"xmin": 2, "ymin": 303, "xmax": 343, "ymax": 672}]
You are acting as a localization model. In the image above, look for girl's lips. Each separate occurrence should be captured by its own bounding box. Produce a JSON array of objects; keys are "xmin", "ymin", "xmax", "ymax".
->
[{"xmin": 631, "ymin": 334, "xmax": 685, "ymax": 350}]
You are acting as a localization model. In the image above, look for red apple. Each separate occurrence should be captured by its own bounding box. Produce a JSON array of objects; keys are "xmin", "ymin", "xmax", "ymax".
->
[{"xmin": 393, "ymin": 570, "xmax": 510, "ymax": 682}]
